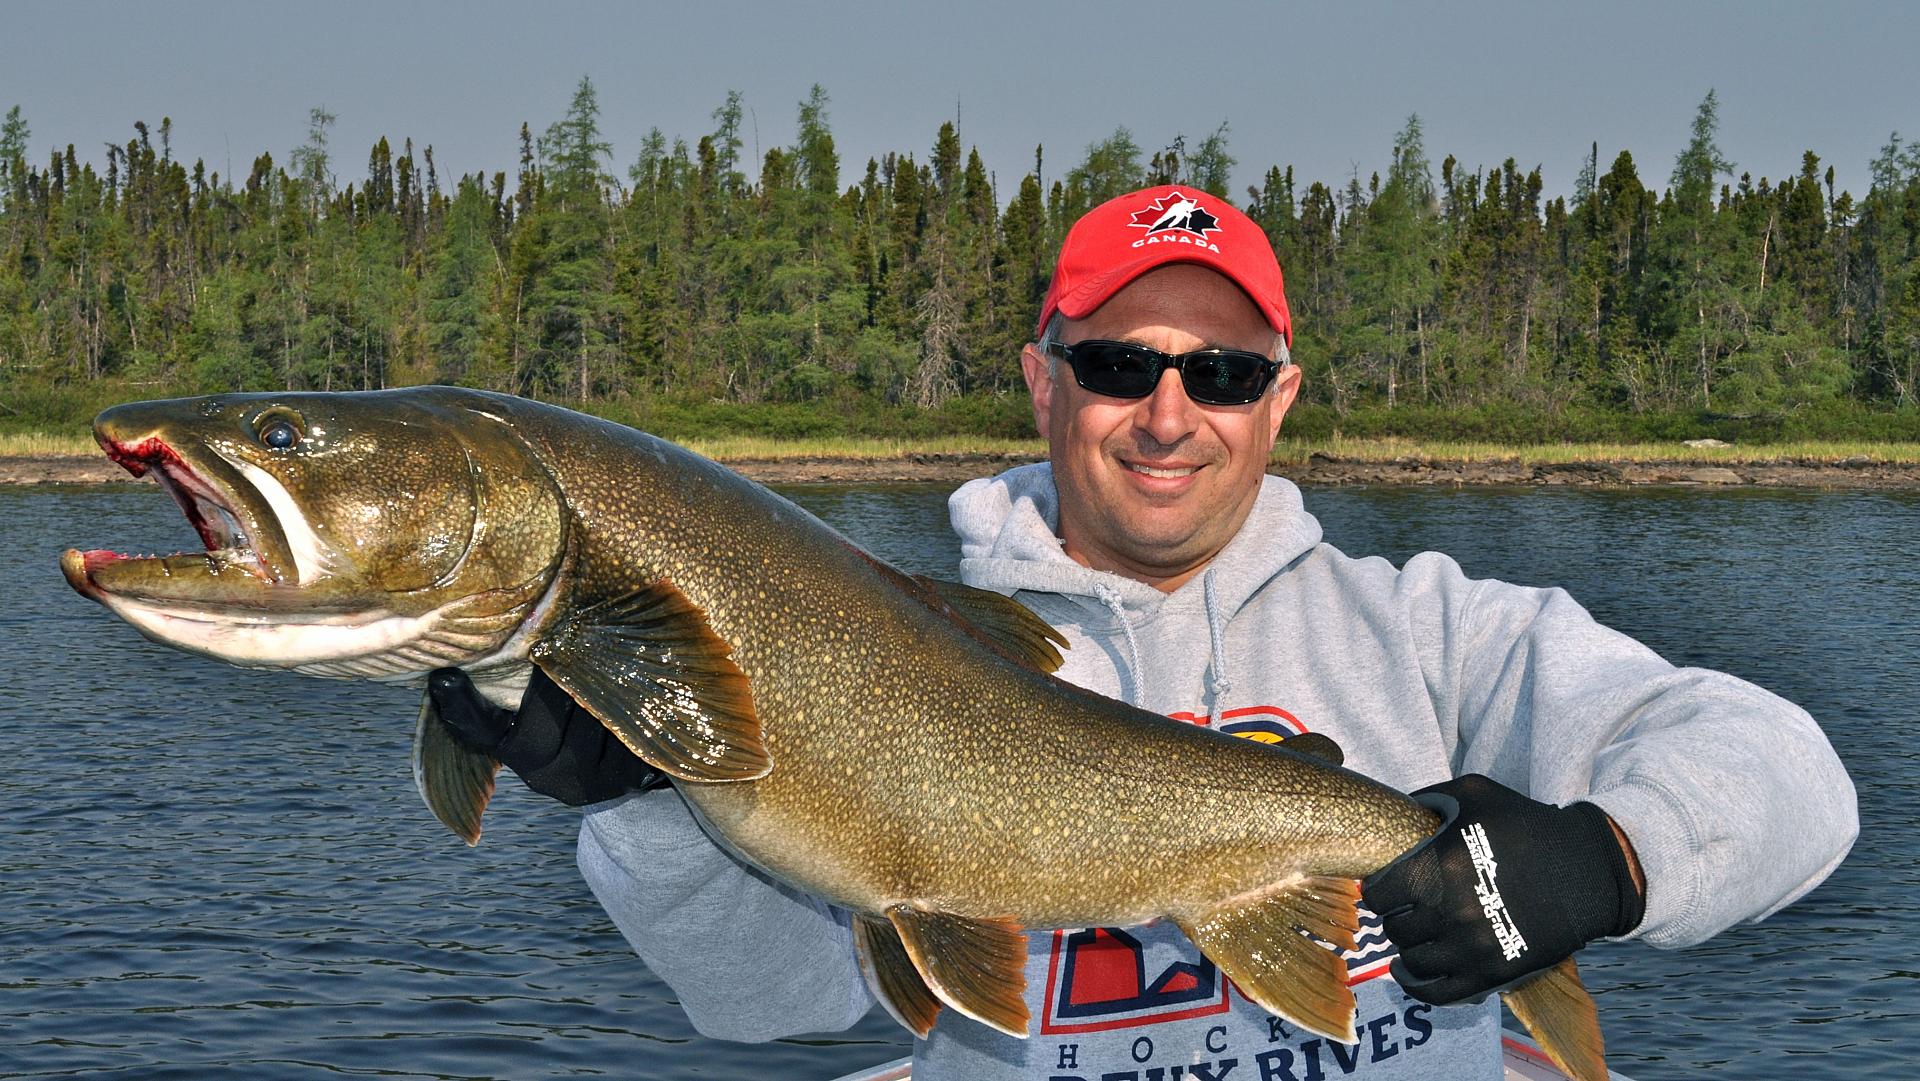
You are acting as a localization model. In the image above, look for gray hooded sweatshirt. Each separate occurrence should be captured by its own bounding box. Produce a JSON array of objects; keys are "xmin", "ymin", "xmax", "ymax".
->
[{"xmin": 577, "ymin": 465, "xmax": 1857, "ymax": 1080}]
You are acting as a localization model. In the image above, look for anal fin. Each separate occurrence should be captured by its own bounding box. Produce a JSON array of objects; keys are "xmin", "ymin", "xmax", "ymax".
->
[
  {"xmin": 1176, "ymin": 875, "xmax": 1361, "ymax": 1044},
  {"xmin": 413, "ymin": 690, "xmax": 503, "ymax": 846},
  {"xmin": 886, "ymin": 904, "xmax": 1029, "ymax": 1038},
  {"xmin": 1502, "ymin": 957, "xmax": 1608, "ymax": 1081},
  {"xmin": 854, "ymin": 913, "xmax": 943, "ymax": 1037}
]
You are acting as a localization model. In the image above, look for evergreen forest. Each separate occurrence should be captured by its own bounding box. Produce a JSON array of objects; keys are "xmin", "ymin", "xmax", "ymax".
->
[{"xmin": 4, "ymin": 80, "xmax": 1920, "ymax": 444}]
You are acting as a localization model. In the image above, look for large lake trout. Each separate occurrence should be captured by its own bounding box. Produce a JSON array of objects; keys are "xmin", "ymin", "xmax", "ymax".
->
[{"xmin": 61, "ymin": 388, "xmax": 1608, "ymax": 1079}]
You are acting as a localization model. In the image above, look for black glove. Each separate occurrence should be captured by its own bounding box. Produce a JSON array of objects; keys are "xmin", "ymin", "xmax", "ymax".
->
[
  {"xmin": 427, "ymin": 666, "xmax": 670, "ymax": 806},
  {"xmin": 1360, "ymin": 773, "xmax": 1645, "ymax": 1006}
]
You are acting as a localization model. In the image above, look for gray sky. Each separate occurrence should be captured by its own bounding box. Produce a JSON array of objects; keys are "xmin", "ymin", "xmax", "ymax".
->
[{"xmin": 6, "ymin": 1, "xmax": 1915, "ymax": 207}]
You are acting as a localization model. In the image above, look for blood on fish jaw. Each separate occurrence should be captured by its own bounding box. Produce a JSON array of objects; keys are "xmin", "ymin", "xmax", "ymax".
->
[
  {"xmin": 86, "ymin": 434, "xmax": 273, "ymax": 584},
  {"xmin": 99, "ymin": 435, "xmax": 181, "ymax": 480},
  {"xmin": 102, "ymin": 437, "xmax": 231, "ymax": 551}
]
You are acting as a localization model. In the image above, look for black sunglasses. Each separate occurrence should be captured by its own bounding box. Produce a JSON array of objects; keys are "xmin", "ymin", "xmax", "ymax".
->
[{"xmin": 1045, "ymin": 339, "xmax": 1280, "ymax": 405}]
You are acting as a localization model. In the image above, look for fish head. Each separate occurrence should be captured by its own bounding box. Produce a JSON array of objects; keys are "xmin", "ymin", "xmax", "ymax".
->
[{"xmin": 62, "ymin": 388, "xmax": 570, "ymax": 682}]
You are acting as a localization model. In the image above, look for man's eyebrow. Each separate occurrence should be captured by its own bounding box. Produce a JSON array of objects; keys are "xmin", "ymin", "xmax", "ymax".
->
[{"xmin": 1114, "ymin": 336, "xmax": 1263, "ymax": 353}]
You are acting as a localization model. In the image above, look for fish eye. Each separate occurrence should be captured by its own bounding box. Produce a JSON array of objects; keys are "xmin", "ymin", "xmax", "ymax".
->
[{"xmin": 253, "ymin": 411, "xmax": 305, "ymax": 451}]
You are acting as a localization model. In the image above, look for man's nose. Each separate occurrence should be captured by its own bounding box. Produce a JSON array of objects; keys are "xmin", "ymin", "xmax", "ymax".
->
[{"xmin": 1136, "ymin": 368, "xmax": 1199, "ymax": 445}]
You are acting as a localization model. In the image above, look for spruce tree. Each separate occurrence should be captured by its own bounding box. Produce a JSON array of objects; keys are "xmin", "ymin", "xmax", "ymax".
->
[
  {"xmin": 1064, "ymin": 129, "xmax": 1144, "ymax": 218},
  {"xmin": 1184, "ymin": 122, "xmax": 1235, "ymax": 198},
  {"xmin": 1656, "ymin": 90, "xmax": 1739, "ymax": 408},
  {"xmin": 0, "ymin": 105, "xmax": 28, "ymax": 195},
  {"xmin": 289, "ymin": 107, "xmax": 336, "ymax": 220}
]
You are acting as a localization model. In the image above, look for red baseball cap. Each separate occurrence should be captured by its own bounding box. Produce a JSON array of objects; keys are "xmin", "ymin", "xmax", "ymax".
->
[{"xmin": 1036, "ymin": 184, "xmax": 1291, "ymax": 346}]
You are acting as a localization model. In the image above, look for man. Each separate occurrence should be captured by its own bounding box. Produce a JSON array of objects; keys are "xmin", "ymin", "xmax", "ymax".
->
[{"xmin": 429, "ymin": 185, "xmax": 1857, "ymax": 1079}]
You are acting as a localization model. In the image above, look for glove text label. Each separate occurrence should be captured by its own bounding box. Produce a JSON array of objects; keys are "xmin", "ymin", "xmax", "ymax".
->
[{"xmin": 1462, "ymin": 822, "xmax": 1528, "ymax": 962}]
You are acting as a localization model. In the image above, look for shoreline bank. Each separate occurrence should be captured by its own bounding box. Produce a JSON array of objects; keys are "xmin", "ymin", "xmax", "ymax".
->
[{"xmin": 9, "ymin": 452, "xmax": 1920, "ymax": 489}]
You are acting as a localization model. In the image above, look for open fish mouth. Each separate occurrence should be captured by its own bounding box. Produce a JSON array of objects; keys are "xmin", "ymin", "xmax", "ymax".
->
[
  {"xmin": 59, "ymin": 426, "xmax": 445, "ymax": 671},
  {"xmin": 62, "ymin": 434, "xmax": 280, "ymax": 602}
]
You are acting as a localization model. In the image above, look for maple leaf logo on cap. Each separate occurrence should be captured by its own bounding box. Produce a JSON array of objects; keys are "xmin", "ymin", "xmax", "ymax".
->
[{"xmin": 1128, "ymin": 189, "xmax": 1222, "ymax": 239}]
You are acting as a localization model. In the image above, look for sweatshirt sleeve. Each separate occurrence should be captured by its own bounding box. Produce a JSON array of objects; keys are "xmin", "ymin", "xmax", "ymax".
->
[
  {"xmin": 1400, "ymin": 552, "xmax": 1858, "ymax": 950},
  {"xmin": 576, "ymin": 787, "xmax": 875, "ymax": 1040}
]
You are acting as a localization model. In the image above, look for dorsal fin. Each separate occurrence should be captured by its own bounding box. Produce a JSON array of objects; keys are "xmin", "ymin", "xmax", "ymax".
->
[
  {"xmin": 916, "ymin": 576, "xmax": 1068, "ymax": 673},
  {"xmin": 853, "ymin": 549, "xmax": 1066, "ymax": 672}
]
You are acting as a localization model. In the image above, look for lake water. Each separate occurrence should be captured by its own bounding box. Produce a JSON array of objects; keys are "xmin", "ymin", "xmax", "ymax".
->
[{"xmin": 3, "ymin": 481, "xmax": 1913, "ymax": 1080}]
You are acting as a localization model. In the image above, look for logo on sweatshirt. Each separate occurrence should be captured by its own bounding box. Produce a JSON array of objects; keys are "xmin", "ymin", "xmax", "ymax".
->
[
  {"xmin": 1038, "ymin": 910, "xmax": 1401, "ymax": 1033},
  {"xmin": 1168, "ymin": 704, "xmax": 1307, "ymax": 743},
  {"xmin": 1040, "ymin": 925, "xmax": 1231, "ymax": 1033}
]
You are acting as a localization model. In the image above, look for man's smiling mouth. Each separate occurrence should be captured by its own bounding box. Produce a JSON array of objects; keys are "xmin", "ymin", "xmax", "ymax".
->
[{"xmin": 1124, "ymin": 461, "xmax": 1200, "ymax": 479}]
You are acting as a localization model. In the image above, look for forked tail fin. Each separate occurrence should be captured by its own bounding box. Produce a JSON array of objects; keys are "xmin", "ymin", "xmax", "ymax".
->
[{"xmin": 1501, "ymin": 957, "xmax": 1607, "ymax": 1081}]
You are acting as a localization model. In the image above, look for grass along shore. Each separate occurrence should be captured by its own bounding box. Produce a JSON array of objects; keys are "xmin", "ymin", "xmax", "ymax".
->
[
  {"xmin": 1269, "ymin": 436, "xmax": 1920, "ymax": 466},
  {"xmin": 10, "ymin": 429, "xmax": 1920, "ymax": 466},
  {"xmin": 0, "ymin": 430, "xmax": 1048, "ymax": 462},
  {"xmin": 0, "ymin": 432, "xmax": 102, "ymax": 457}
]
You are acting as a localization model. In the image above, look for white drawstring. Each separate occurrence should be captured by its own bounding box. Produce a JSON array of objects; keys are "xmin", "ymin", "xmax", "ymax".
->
[
  {"xmin": 1204, "ymin": 568, "xmax": 1234, "ymax": 728},
  {"xmin": 1094, "ymin": 582, "xmax": 1145, "ymax": 707}
]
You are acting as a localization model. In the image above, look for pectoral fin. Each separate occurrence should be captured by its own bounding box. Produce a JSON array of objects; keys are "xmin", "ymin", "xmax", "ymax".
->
[
  {"xmin": 1176, "ymin": 875, "xmax": 1362, "ymax": 1044},
  {"xmin": 1502, "ymin": 958, "xmax": 1608, "ymax": 1081},
  {"xmin": 413, "ymin": 691, "xmax": 503, "ymax": 846},
  {"xmin": 886, "ymin": 905, "xmax": 1030, "ymax": 1038},
  {"xmin": 532, "ymin": 579, "xmax": 768, "ymax": 783},
  {"xmin": 854, "ymin": 913, "xmax": 943, "ymax": 1037}
]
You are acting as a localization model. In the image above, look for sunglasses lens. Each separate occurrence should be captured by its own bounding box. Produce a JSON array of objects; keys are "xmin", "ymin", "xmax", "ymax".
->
[
  {"xmin": 1060, "ymin": 341, "xmax": 1273, "ymax": 404},
  {"xmin": 1069, "ymin": 343, "xmax": 1160, "ymax": 397},
  {"xmin": 1181, "ymin": 352, "xmax": 1271, "ymax": 405}
]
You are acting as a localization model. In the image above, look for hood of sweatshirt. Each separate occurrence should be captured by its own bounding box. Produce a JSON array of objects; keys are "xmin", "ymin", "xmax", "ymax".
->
[
  {"xmin": 950, "ymin": 461, "xmax": 1322, "ymax": 615},
  {"xmin": 949, "ymin": 462, "xmax": 1323, "ymax": 719}
]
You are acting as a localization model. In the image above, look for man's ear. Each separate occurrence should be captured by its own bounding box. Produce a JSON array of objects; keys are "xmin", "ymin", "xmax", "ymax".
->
[
  {"xmin": 1267, "ymin": 362, "xmax": 1303, "ymax": 443},
  {"xmin": 1020, "ymin": 343, "xmax": 1054, "ymax": 441}
]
